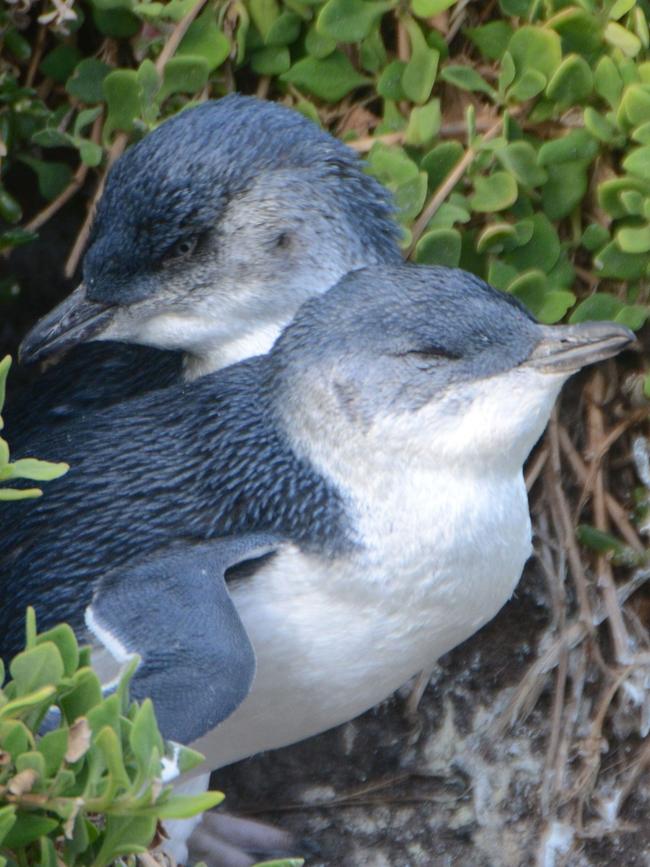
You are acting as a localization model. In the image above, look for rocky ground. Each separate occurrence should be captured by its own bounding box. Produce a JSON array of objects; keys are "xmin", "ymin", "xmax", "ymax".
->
[{"xmin": 213, "ymin": 554, "xmax": 650, "ymax": 867}]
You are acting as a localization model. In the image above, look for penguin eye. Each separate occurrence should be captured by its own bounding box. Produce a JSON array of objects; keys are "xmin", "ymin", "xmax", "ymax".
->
[
  {"xmin": 395, "ymin": 347, "xmax": 462, "ymax": 365},
  {"xmin": 274, "ymin": 232, "xmax": 292, "ymax": 250},
  {"xmin": 161, "ymin": 236, "xmax": 198, "ymax": 267},
  {"xmin": 409, "ymin": 347, "xmax": 462, "ymax": 361}
]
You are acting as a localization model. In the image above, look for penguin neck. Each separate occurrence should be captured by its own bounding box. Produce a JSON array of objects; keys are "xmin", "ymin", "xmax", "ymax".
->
[{"xmin": 182, "ymin": 322, "xmax": 285, "ymax": 380}]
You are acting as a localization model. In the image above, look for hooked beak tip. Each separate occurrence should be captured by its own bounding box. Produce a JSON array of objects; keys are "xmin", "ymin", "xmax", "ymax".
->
[
  {"xmin": 528, "ymin": 321, "xmax": 636, "ymax": 374},
  {"xmin": 18, "ymin": 284, "xmax": 115, "ymax": 365}
]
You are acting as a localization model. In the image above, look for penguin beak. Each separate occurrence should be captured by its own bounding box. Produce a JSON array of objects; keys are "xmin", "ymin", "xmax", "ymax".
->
[
  {"xmin": 526, "ymin": 321, "xmax": 636, "ymax": 373},
  {"xmin": 19, "ymin": 284, "xmax": 116, "ymax": 364}
]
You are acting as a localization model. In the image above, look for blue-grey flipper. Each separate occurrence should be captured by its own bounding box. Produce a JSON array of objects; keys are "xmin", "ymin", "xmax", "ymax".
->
[{"xmin": 85, "ymin": 535, "xmax": 279, "ymax": 744}]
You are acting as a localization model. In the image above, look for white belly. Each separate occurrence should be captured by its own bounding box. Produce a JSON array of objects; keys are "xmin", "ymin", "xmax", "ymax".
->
[{"xmin": 190, "ymin": 470, "xmax": 532, "ymax": 772}]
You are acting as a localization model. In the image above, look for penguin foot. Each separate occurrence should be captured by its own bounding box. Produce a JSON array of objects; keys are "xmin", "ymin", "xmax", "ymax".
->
[
  {"xmin": 403, "ymin": 667, "xmax": 435, "ymax": 744},
  {"xmin": 188, "ymin": 811, "xmax": 299, "ymax": 867}
]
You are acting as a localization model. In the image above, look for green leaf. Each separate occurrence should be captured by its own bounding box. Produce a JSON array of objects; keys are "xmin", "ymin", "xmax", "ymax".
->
[
  {"xmin": 3, "ymin": 814, "xmax": 58, "ymax": 849},
  {"xmin": 3, "ymin": 457, "xmax": 68, "ymax": 482},
  {"xmin": 377, "ymin": 60, "xmax": 407, "ymax": 100},
  {"xmin": 537, "ymin": 129, "xmax": 598, "ymax": 165},
  {"xmin": 0, "ymin": 189, "xmax": 22, "ymax": 224},
  {"xmin": 466, "ymin": 22, "xmax": 513, "ymax": 61},
  {"xmin": 546, "ymin": 54, "xmax": 593, "ymax": 105},
  {"xmin": 598, "ymin": 177, "xmax": 650, "ymax": 218},
  {"xmin": 317, "ymin": 0, "xmax": 394, "ymax": 43},
  {"xmin": 421, "ymin": 141, "xmax": 463, "ymax": 190},
  {"xmin": 583, "ymin": 106, "xmax": 617, "ymax": 143},
  {"xmin": 508, "ymin": 68, "xmax": 547, "ymax": 101},
  {"xmin": 154, "ymin": 789, "xmax": 225, "ymax": 819},
  {"xmin": 414, "ymin": 229, "xmax": 462, "ymax": 267},
  {"xmin": 66, "ymin": 58, "xmax": 111, "ymax": 102},
  {"xmin": 0, "ymin": 355, "xmax": 10, "ymax": 413},
  {"xmin": 177, "ymin": 8, "xmax": 229, "ymax": 71},
  {"xmin": 40, "ymin": 44, "xmax": 82, "ymax": 83},
  {"xmin": 505, "ymin": 212, "xmax": 560, "ymax": 273},
  {"xmin": 92, "ymin": 5, "xmax": 140, "ymax": 37},
  {"xmin": 405, "ymin": 99, "xmax": 441, "ymax": 146},
  {"xmin": 507, "ymin": 269, "xmax": 547, "ymax": 314},
  {"xmin": 130, "ymin": 699, "xmax": 163, "ymax": 775},
  {"xmin": 393, "ymin": 172, "xmax": 428, "ymax": 222},
  {"xmin": 249, "ymin": 0, "xmax": 279, "ymax": 41},
  {"xmin": 616, "ymin": 224, "xmax": 650, "ymax": 253},
  {"xmin": 37, "ymin": 728, "xmax": 69, "ymax": 776},
  {"xmin": 281, "ymin": 52, "xmax": 370, "ymax": 102},
  {"xmin": 251, "ymin": 46, "xmax": 290, "ymax": 75},
  {"xmin": 59, "ymin": 668, "xmax": 103, "ymax": 722},
  {"xmin": 90, "ymin": 814, "xmax": 157, "ymax": 864},
  {"xmin": 402, "ymin": 20, "xmax": 439, "ymax": 104},
  {"xmin": 594, "ymin": 56, "xmax": 623, "ymax": 108},
  {"xmin": 39, "ymin": 837, "xmax": 58, "ymax": 867},
  {"xmin": 159, "ymin": 56, "xmax": 210, "ymax": 101},
  {"xmin": 0, "ymin": 806, "xmax": 16, "ymax": 848},
  {"xmin": 476, "ymin": 222, "xmax": 519, "ymax": 254},
  {"xmin": 620, "ymin": 84, "xmax": 650, "ymax": 127},
  {"xmin": 508, "ymin": 25, "xmax": 562, "ymax": 83},
  {"xmin": 570, "ymin": 293, "xmax": 624, "ymax": 323},
  {"xmin": 616, "ymin": 305, "xmax": 648, "ymax": 330},
  {"xmin": 79, "ymin": 140, "xmax": 104, "ymax": 167},
  {"xmin": 360, "ymin": 27, "xmax": 387, "ymax": 72},
  {"xmin": 103, "ymin": 69, "xmax": 140, "ymax": 137},
  {"xmin": 9, "ymin": 643, "xmax": 64, "ymax": 696},
  {"xmin": 36, "ymin": 624, "xmax": 78, "ymax": 676},
  {"xmin": 94, "ymin": 725, "xmax": 130, "ymax": 795},
  {"xmin": 136, "ymin": 60, "xmax": 161, "ymax": 123},
  {"xmin": 412, "ymin": 0, "xmax": 456, "ymax": 15},
  {"xmin": 441, "ymin": 65, "xmax": 496, "ymax": 98},
  {"xmin": 577, "ymin": 524, "xmax": 626, "ymax": 554},
  {"xmin": 304, "ymin": 25, "xmax": 337, "ymax": 59},
  {"xmin": 609, "ymin": 0, "xmax": 636, "ymax": 20},
  {"xmin": 604, "ymin": 21, "xmax": 641, "ymax": 57},
  {"xmin": 537, "ymin": 290, "xmax": 576, "ymax": 325},
  {"xmin": 75, "ymin": 107, "xmax": 103, "ymax": 138},
  {"xmin": 594, "ymin": 242, "xmax": 647, "ymax": 280},
  {"xmin": 266, "ymin": 11, "xmax": 302, "ymax": 46},
  {"xmin": 32, "ymin": 128, "xmax": 73, "ymax": 149},
  {"xmin": 18, "ymin": 157, "xmax": 72, "ymax": 202},
  {"xmin": 542, "ymin": 161, "xmax": 588, "ymax": 220},
  {"xmin": 547, "ymin": 8, "xmax": 603, "ymax": 60},
  {"xmin": 623, "ymin": 145, "xmax": 650, "ymax": 180},
  {"xmin": 495, "ymin": 141, "xmax": 547, "ymax": 188},
  {"xmin": 581, "ymin": 223, "xmax": 610, "ymax": 252},
  {"xmin": 0, "ymin": 719, "xmax": 32, "ymax": 759},
  {"xmin": 469, "ymin": 171, "xmax": 518, "ymax": 212},
  {"xmin": 0, "ymin": 488, "xmax": 42, "ymax": 501}
]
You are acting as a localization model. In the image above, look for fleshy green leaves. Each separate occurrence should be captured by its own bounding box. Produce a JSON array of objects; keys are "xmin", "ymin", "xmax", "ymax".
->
[
  {"xmin": 0, "ymin": 357, "xmax": 68, "ymax": 501},
  {"xmin": 281, "ymin": 52, "xmax": 370, "ymax": 102},
  {"xmin": 402, "ymin": 18, "xmax": 439, "ymax": 104},
  {"xmin": 470, "ymin": 171, "xmax": 518, "ymax": 212},
  {"xmin": 317, "ymin": 0, "xmax": 395, "ymax": 43},
  {"xmin": 0, "ymin": 609, "xmax": 224, "ymax": 866}
]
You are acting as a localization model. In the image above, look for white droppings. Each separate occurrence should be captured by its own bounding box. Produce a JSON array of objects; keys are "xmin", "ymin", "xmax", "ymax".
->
[{"xmin": 538, "ymin": 821, "xmax": 574, "ymax": 867}]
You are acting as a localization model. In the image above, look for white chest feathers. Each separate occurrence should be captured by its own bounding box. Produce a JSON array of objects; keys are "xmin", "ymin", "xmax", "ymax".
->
[{"xmin": 192, "ymin": 463, "xmax": 532, "ymax": 769}]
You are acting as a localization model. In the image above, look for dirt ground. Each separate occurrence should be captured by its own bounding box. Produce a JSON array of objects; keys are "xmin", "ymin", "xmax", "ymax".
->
[{"xmin": 212, "ymin": 555, "xmax": 650, "ymax": 867}]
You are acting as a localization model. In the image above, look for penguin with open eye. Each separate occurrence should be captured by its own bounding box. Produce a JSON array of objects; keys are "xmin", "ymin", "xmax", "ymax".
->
[
  {"xmin": 8, "ymin": 94, "xmax": 401, "ymax": 433},
  {"xmin": 1, "ymin": 263, "xmax": 633, "ymax": 865}
]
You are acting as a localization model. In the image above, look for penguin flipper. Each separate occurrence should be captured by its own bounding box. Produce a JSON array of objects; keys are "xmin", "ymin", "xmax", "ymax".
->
[{"xmin": 85, "ymin": 535, "xmax": 280, "ymax": 744}]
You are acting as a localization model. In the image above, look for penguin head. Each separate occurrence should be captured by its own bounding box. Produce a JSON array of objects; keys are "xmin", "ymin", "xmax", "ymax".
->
[
  {"xmin": 272, "ymin": 264, "xmax": 634, "ymax": 472},
  {"xmin": 20, "ymin": 95, "xmax": 401, "ymax": 371}
]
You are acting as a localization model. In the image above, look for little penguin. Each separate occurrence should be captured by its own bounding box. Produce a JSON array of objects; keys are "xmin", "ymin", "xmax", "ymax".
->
[
  {"xmin": 8, "ymin": 94, "xmax": 400, "ymax": 433},
  {"xmin": 0, "ymin": 264, "xmax": 633, "ymax": 863}
]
